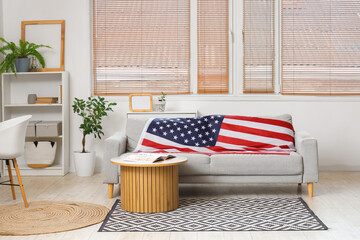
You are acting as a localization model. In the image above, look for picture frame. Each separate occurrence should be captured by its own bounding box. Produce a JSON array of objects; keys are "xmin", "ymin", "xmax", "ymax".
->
[
  {"xmin": 21, "ymin": 20, "xmax": 65, "ymax": 72},
  {"xmin": 129, "ymin": 94, "xmax": 153, "ymax": 112}
]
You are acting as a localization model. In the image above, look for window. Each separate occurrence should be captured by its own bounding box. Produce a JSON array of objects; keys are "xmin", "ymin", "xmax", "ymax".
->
[
  {"xmin": 198, "ymin": 0, "xmax": 229, "ymax": 94},
  {"xmin": 93, "ymin": 0, "xmax": 190, "ymax": 95},
  {"xmin": 92, "ymin": 0, "xmax": 229, "ymax": 95},
  {"xmin": 243, "ymin": 0, "xmax": 275, "ymax": 93},
  {"xmin": 92, "ymin": 0, "xmax": 360, "ymax": 96},
  {"xmin": 282, "ymin": 0, "xmax": 360, "ymax": 95}
]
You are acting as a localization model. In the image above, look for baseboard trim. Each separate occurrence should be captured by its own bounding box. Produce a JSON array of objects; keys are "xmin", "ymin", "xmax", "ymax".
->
[{"xmin": 319, "ymin": 166, "xmax": 360, "ymax": 171}]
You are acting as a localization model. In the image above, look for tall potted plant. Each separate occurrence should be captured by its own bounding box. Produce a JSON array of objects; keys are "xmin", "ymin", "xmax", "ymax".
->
[
  {"xmin": 72, "ymin": 96, "xmax": 117, "ymax": 176},
  {"xmin": 0, "ymin": 38, "xmax": 51, "ymax": 74}
]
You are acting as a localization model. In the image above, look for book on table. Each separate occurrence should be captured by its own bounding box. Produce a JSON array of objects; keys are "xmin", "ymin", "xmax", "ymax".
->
[{"xmin": 123, "ymin": 153, "xmax": 176, "ymax": 163}]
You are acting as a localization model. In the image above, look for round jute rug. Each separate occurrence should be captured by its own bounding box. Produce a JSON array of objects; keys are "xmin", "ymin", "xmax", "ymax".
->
[{"xmin": 0, "ymin": 201, "xmax": 109, "ymax": 236}]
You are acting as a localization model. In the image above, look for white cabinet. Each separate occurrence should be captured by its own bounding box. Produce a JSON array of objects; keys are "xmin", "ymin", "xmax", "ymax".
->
[
  {"xmin": 127, "ymin": 111, "xmax": 198, "ymax": 119},
  {"xmin": 1, "ymin": 72, "xmax": 69, "ymax": 176}
]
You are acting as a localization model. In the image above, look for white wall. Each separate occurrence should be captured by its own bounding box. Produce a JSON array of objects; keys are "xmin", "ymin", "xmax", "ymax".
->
[
  {"xmin": 2, "ymin": 0, "xmax": 92, "ymax": 172},
  {"xmin": 2, "ymin": 0, "xmax": 360, "ymax": 173},
  {"xmin": 0, "ymin": 0, "xmax": 3, "ymax": 37},
  {"xmin": 0, "ymin": 0, "xmax": 3, "ymax": 121},
  {"xmin": 0, "ymin": 0, "xmax": 3, "ymax": 47}
]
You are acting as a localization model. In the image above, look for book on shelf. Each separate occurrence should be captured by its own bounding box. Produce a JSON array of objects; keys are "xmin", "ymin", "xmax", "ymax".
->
[
  {"xmin": 58, "ymin": 85, "xmax": 62, "ymax": 104},
  {"xmin": 123, "ymin": 153, "xmax": 176, "ymax": 163},
  {"xmin": 35, "ymin": 97, "xmax": 58, "ymax": 104}
]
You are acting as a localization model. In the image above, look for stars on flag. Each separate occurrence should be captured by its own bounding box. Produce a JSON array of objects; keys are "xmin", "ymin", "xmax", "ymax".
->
[{"xmin": 147, "ymin": 115, "xmax": 224, "ymax": 147}]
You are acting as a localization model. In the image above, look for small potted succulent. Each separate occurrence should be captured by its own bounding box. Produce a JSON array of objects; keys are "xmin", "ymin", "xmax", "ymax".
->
[
  {"xmin": 72, "ymin": 96, "xmax": 117, "ymax": 176},
  {"xmin": 154, "ymin": 92, "xmax": 167, "ymax": 112},
  {"xmin": 0, "ymin": 38, "xmax": 51, "ymax": 75}
]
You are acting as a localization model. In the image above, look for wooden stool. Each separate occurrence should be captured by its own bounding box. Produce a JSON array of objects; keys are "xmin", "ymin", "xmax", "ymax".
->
[{"xmin": 0, "ymin": 158, "xmax": 28, "ymax": 208}]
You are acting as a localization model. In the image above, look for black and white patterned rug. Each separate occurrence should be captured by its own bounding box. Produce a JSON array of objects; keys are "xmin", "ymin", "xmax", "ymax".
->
[{"xmin": 99, "ymin": 198, "xmax": 327, "ymax": 232}]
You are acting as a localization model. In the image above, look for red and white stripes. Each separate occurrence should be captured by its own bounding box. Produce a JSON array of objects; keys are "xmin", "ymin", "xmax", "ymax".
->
[{"xmin": 134, "ymin": 115, "xmax": 296, "ymax": 155}]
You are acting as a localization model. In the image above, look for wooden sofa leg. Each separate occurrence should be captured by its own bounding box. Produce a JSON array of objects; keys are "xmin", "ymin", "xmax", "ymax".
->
[
  {"xmin": 307, "ymin": 183, "xmax": 313, "ymax": 198},
  {"xmin": 108, "ymin": 184, "xmax": 114, "ymax": 199}
]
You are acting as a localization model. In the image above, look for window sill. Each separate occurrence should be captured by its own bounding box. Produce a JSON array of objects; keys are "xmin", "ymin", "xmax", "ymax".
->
[{"xmin": 102, "ymin": 93, "xmax": 360, "ymax": 103}]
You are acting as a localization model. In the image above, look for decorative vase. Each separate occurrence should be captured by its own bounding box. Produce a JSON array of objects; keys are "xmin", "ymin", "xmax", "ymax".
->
[
  {"xmin": 14, "ymin": 58, "xmax": 30, "ymax": 72},
  {"xmin": 27, "ymin": 94, "xmax": 37, "ymax": 104},
  {"xmin": 73, "ymin": 151, "xmax": 96, "ymax": 177},
  {"xmin": 29, "ymin": 56, "xmax": 39, "ymax": 72},
  {"xmin": 154, "ymin": 101, "xmax": 166, "ymax": 112}
]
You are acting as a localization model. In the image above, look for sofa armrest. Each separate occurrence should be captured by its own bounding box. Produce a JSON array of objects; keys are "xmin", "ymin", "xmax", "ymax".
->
[
  {"xmin": 295, "ymin": 131, "xmax": 319, "ymax": 183},
  {"xmin": 102, "ymin": 131, "xmax": 127, "ymax": 184}
]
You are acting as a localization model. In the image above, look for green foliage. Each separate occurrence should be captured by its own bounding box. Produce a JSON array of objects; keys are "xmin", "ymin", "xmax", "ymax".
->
[
  {"xmin": 72, "ymin": 96, "xmax": 117, "ymax": 153},
  {"xmin": 158, "ymin": 91, "xmax": 167, "ymax": 102},
  {"xmin": 0, "ymin": 38, "xmax": 51, "ymax": 75}
]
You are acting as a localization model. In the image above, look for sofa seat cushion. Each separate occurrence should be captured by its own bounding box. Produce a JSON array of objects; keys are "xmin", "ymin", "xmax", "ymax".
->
[
  {"xmin": 210, "ymin": 152, "xmax": 303, "ymax": 175},
  {"xmin": 118, "ymin": 152, "xmax": 210, "ymax": 176}
]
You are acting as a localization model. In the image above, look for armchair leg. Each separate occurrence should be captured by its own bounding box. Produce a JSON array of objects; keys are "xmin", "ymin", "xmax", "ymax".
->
[
  {"xmin": 13, "ymin": 159, "xmax": 28, "ymax": 208},
  {"xmin": 307, "ymin": 183, "xmax": 313, "ymax": 198},
  {"xmin": 108, "ymin": 184, "xmax": 114, "ymax": 199},
  {"xmin": 6, "ymin": 160, "xmax": 16, "ymax": 200},
  {"xmin": 298, "ymin": 183, "xmax": 301, "ymax": 186}
]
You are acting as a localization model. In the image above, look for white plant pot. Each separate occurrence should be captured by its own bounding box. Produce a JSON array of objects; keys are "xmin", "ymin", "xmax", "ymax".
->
[
  {"xmin": 154, "ymin": 101, "xmax": 166, "ymax": 112},
  {"xmin": 73, "ymin": 151, "xmax": 96, "ymax": 177}
]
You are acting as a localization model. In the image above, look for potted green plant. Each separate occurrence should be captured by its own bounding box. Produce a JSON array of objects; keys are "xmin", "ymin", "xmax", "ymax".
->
[
  {"xmin": 0, "ymin": 38, "xmax": 51, "ymax": 75},
  {"xmin": 72, "ymin": 96, "xmax": 117, "ymax": 176},
  {"xmin": 154, "ymin": 91, "xmax": 167, "ymax": 112}
]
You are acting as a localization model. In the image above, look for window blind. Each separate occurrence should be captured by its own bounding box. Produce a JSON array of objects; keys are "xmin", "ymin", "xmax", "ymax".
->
[
  {"xmin": 282, "ymin": 0, "xmax": 360, "ymax": 95},
  {"xmin": 93, "ymin": 0, "xmax": 190, "ymax": 95},
  {"xmin": 243, "ymin": 0, "xmax": 275, "ymax": 93},
  {"xmin": 197, "ymin": 0, "xmax": 229, "ymax": 94}
]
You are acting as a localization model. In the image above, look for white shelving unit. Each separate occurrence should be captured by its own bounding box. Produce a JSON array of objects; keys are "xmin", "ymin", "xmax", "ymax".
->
[{"xmin": 1, "ymin": 72, "xmax": 69, "ymax": 176}]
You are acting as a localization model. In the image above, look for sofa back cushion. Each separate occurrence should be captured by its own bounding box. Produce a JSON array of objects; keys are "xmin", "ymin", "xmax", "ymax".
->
[
  {"xmin": 126, "ymin": 114, "xmax": 293, "ymax": 152},
  {"xmin": 265, "ymin": 114, "xmax": 293, "ymax": 125},
  {"xmin": 126, "ymin": 117, "xmax": 150, "ymax": 152}
]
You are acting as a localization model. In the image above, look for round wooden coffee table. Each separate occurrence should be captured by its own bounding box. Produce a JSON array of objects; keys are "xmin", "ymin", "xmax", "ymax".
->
[{"xmin": 111, "ymin": 156, "xmax": 187, "ymax": 213}]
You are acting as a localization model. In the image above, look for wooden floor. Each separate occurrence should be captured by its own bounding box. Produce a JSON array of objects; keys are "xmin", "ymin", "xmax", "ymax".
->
[{"xmin": 0, "ymin": 172, "xmax": 360, "ymax": 240}]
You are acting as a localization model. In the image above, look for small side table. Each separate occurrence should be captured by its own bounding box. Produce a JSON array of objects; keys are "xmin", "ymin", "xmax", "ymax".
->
[{"xmin": 111, "ymin": 156, "xmax": 187, "ymax": 213}]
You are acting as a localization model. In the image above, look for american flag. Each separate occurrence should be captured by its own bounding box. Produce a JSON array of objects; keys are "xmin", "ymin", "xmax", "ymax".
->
[{"xmin": 134, "ymin": 115, "xmax": 296, "ymax": 155}]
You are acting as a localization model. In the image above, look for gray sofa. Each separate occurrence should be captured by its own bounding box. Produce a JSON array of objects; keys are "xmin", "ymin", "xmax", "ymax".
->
[{"xmin": 102, "ymin": 114, "xmax": 319, "ymax": 198}]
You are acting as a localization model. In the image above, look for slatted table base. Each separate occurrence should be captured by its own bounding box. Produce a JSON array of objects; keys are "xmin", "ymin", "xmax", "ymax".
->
[{"xmin": 120, "ymin": 165, "xmax": 179, "ymax": 213}]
